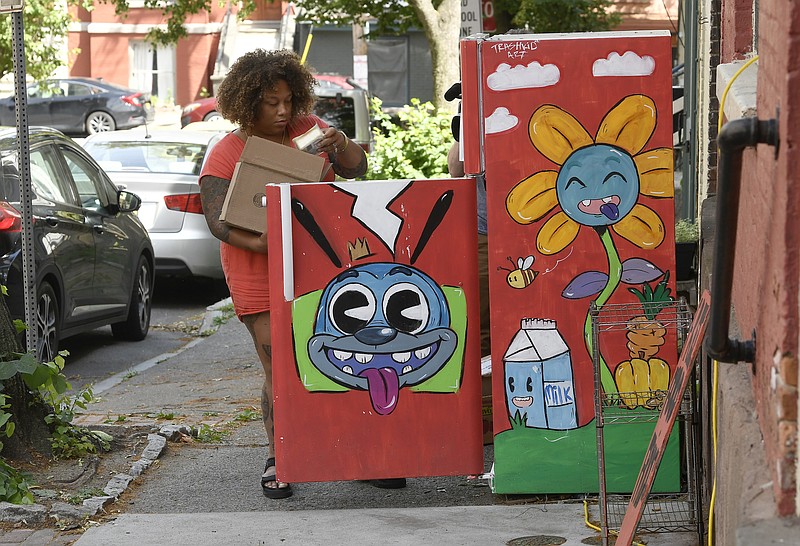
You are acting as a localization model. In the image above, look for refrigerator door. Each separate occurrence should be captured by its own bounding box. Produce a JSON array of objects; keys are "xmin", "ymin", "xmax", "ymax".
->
[
  {"xmin": 267, "ymin": 178, "xmax": 484, "ymax": 482},
  {"xmin": 465, "ymin": 31, "xmax": 679, "ymax": 494}
]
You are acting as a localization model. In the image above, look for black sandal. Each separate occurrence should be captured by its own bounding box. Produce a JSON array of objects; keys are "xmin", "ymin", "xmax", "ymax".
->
[{"xmin": 261, "ymin": 457, "xmax": 293, "ymax": 499}]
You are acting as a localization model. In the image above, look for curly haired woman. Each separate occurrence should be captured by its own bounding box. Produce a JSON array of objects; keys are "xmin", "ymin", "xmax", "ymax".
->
[{"xmin": 199, "ymin": 49, "xmax": 367, "ymax": 499}]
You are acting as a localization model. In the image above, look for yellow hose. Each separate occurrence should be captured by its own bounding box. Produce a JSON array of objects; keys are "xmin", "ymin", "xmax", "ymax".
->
[
  {"xmin": 583, "ymin": 499, "xmax": 645, "ymax": 546},
  {"xmin": 718, "ymin": 55, "xmax": 758, "ymax": 132},
  {"xmin": 707, "ymin": 359, "xmax": 719, "ymax": 546}
]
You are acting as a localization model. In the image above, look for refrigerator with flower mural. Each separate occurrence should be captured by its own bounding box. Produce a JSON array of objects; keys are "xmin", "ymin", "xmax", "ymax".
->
[{"xmin": 459, "ymin": 30, "xmax": 681, "ymax": 493}]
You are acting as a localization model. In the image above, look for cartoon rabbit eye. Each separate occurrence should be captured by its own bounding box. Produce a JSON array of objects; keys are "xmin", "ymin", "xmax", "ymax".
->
[
  {"xmin": 526, "ymin": 377, "xmax": 533, "ymax": 392},
  {"xmin": 508, "ymin": 377, "xmax": 515, "ymax": 393},
  {"xmin": 329, "ymin": 283, "xmax": 376, "ymax": 334},
  {"xmin": 383, "ymin": 282, "xmax": 428, "ymax": 334}
]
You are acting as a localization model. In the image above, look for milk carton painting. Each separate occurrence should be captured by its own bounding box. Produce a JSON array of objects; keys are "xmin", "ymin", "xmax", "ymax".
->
[{"xmin": 503, "ymin": 319, "xmax": 577, "ymax": 430}]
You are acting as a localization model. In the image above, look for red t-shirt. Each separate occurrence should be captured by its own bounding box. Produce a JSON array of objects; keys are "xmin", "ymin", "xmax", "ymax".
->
[{"xmin": 200, "ymin": 115, "xmax": 336, "ymax": 318}]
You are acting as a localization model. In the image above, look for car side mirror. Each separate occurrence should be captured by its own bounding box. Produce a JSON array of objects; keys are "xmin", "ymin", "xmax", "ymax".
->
[{"xmin": 117, "ymin": 189, "xmax": 141, "ymax": 213}]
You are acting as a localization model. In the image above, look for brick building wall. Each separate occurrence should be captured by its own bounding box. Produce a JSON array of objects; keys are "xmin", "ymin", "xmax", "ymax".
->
[
  {"xmin": 720, "ymin": 0, "xmax": 754, "ymax": 60},
  {"xmin": 68, "ymin": 1, "xmax": 226, "ymax": 106},
  {"xmin": 707, "ymin": 0, "xmax": 721, "ymax": 195},
  {"xmin": 717, "ymin": 0, "xmax": 799, "ymax": 520}
]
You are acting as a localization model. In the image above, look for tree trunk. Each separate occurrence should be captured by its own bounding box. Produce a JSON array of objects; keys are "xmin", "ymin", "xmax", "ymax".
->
[
  {"xmin": 411, "ymin": 0, "xmax": 461, "ymax": 112},
  {"xmin": 0, "ymin": 295, "xmax": 52, "ymax": 460}
]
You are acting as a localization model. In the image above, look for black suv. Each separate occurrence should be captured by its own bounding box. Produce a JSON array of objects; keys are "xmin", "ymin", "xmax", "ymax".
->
[{"xmin": 0, "ymin": 127, "xmax": 155, "ymax": 362}]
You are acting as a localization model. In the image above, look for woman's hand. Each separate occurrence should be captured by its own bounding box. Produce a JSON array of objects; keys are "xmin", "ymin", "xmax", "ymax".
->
[
  {"xmin": 319, "ymin": 126, "xmax": 368, "ymax": 179},
  {"xmin": 200, "ymin": 174, "xmax": 269, "ymax": 253},
  {"xmin": 318, "ymin": 127, "xmax": 346, "ymax": 156},
  {"xmin": 253, "ymin": 230, "xmax": 269, "ymax": 254}
]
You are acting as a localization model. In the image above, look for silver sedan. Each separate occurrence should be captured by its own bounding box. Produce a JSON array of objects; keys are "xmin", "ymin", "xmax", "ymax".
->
[{"xmin": 82, "ymin": 129, "xmax": 226, "ymax": 280}]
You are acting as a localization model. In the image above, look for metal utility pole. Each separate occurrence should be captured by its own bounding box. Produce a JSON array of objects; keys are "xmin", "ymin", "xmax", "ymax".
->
[{"xmin": 2, "ymin": 0, "xmax": 39, "ymax": 357}]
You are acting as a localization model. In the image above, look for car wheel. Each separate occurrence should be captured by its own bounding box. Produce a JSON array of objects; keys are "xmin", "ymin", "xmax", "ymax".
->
[
  {"xmin": 86, "ymin": 111, "xmax": 116, "ymax": 134},
  {"xmin": 111, "ymin": 256, "xmax": 152, "ymax": 341},
  {"xmin": 36, "ymin": 282, "xmax": 59, "ymax": 363},
  {"xmin": 203, "ymin": 111, "xmax": 222, "ymax": 122}
]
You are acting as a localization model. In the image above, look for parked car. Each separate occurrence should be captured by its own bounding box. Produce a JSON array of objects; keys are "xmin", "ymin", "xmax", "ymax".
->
[
  {"xmin": 313, "ymin": 87, "xmax": 373, "ymax": 153},
  {"xmin": 0, "ymin": 127, "xmax": 154, "ymax": 362},
  {"xmin": 0, "ymin": 78, "xmax": 155, "ymax": 136},
  {"xmin": 181, "ymin": 84, "xmax": 373, "ymax": 152},
  {"xmin": 81, "ymin": 129, "xmax": 226, "ymax": 281},
  {"xmin": 181, "ymin": 119, "xmax": 236, "ymax": 133},
  {"xmin": 313, "ymin": 73, "xmax": 365, "ymax": 91}
]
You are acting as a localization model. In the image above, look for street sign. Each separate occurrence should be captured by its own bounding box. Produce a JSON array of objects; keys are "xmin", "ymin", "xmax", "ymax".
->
[
  {"xmin": 481, "ymin": 0, "xmax": 496, "ymax": 33},
  {"xmin": 461, "ymin": 0, "xmax": 482, "ymax": 38},
  {"xmin": 0, "ymin": 0, "xmax": 24, "ymax": 13}
]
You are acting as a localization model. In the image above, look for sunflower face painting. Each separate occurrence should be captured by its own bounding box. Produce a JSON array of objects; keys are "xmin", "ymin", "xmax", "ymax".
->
[
  {"xmin": 459, "ymin": 31, "xmax": 681, "ymax": 494},
  {"xmin": 509, "ymin": 95, "xmax": 673, "ymax": 256}
]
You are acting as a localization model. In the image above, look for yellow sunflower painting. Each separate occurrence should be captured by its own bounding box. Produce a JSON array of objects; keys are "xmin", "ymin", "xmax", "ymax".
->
[{"xmin": 505, "ymin": 94, "xmax": 673, "ymax": 394}]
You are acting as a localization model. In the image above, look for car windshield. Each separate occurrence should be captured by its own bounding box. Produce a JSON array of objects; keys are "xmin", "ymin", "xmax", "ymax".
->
[
  {"xmin": 86, "ymin": 141, "xmax": 207, "ymax": 175},
  {"xmin": 314, "ymin": 96, "xmax": 356, "ymax": 139}
]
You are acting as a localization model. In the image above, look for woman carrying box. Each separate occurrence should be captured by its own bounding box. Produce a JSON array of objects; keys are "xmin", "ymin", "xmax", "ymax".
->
[{"xmin": 199, "ymin": 49, "xmax": 367, "ymax": 499}]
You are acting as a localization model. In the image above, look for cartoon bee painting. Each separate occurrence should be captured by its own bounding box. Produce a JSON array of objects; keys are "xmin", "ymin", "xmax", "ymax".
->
[{"xmin": 499, "ymin": 255, "xmax": 539, "ymax": 289}]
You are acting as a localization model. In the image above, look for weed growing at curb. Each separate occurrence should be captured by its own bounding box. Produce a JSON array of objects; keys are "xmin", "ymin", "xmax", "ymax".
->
[
  {"xmin": 194, "ymin": 424, "xmax": 228, "ymax": 443},
  {"xmin": 233, "ymin": 407, "xmax": 261, "ymax": 422},
  {"xmin": 61, "ymin": 487, "xmax": 105, "ymax": 505}
]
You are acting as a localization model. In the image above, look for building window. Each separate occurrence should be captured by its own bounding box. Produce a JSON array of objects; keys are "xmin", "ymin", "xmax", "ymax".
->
[{"xmin": 129, "ymin": 41, "xmax": 176, "ymax": 103}]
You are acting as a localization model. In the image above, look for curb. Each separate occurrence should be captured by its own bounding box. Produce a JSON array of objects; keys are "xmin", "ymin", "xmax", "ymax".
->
[
  {"xmin": 89, "ymin": 297, "xmax": 233, "ymax": 396},
  {"xmin": 0, "ymin": 425, "xmax": 182, "ymax": 529},
  {"xmin": 198, "ymin": 297, "xmax": 234, "ymax": 336},
  {"xmin": 0, "ymin": 297, "xmax": 235, "ymax": 530}
]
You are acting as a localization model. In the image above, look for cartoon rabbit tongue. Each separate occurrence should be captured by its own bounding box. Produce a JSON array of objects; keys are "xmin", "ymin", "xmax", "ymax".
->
[{"xmin": 360, "ymin": 367, "xmax": 400, "ymax": 415}]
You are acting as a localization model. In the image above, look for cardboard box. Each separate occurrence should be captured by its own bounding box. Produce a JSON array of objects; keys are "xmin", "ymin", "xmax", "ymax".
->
[{"xmin": 220, "ymin": 135, "xmax": 327, "ymax": 234}]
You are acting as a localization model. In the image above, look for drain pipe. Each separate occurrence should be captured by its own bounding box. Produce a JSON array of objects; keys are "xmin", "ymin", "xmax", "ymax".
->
[{"xmin": 706, "ymin": 115, "xmax": 779, "ymax": 364}]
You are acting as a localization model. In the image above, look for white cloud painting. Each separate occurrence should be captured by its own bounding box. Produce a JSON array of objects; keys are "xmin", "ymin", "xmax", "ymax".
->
[
  {"xmin": 487, "ymin": 62, "xmax": 560, "ymax": 91},
  {"xmin": 592, "ymin": 51, "xmax": 655, "ymax": 77},
  {"xmin": 485, "ymin": 107, "xmax": 518, "ymax": 135}
]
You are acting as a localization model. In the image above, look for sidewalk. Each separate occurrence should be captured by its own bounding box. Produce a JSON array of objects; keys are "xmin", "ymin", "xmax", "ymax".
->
[
  {"xmin": 81, "ymin": 304, "xmax": 701, "ymax": 545},
  {"xmin": 2, "ymin": 304, "xmax": 700, "ymax": 545}
]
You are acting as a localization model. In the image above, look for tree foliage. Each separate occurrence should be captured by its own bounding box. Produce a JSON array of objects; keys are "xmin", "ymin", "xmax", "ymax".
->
[
  {"xmin": 1, "ymin": 0, "xmax": 620, "ymax": 102},
  {"xmin": 0, "ymin": 0, "xmax": 72, "ymax": 80},
  {"xmin": 297, "ymin": 0, "xmax": 419, "ymax": 37},
  {"xmin": 295, "ymin": 0, "xmax": 460, "ymax": 111},
  {"xmin": 494, "ymin": 0, "xmax": 621, "ymax": 33},
  {"xmin": 107, "ymin": 0, "xmax": 224, "ymax": 45}
]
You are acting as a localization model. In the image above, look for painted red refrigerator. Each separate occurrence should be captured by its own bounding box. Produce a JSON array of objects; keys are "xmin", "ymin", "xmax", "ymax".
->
[
  {"xmin": 459, "ymin": 30, "xmax": 681, "ymax": 493},
  {"xmin": 266, "ymin": 178, "xmax": 484, "ymax": 483}
]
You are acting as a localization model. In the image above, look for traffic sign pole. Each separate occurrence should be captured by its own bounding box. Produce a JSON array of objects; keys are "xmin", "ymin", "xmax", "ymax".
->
[{"xmin": 10, "ymin": 9, "xmax": 38, "ymax": 358}]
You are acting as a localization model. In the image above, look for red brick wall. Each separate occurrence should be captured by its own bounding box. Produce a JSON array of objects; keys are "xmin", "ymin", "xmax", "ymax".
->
[
  {"xmin": 725, "ymin": 0, "xmax": 800, "ymax": 516},
  {"xmin": 720, "ymin": 0, "xmax": 754, "ymax": 61},
  {"xmin": 176, "ymin": 34, "xmax": 221, "ymax": 104},
  {"xmin": 67, "ymin": 5, "xmax": 92, "ymax": 76}
]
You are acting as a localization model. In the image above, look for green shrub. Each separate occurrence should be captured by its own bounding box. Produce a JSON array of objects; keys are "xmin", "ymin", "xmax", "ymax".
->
[
  {"xmin": 0, "ymin": 459, "xmax": 33, "ymax": 504},
  {"xmin": 675, "ymin": 218, "xmax": 699, "ymax": 243},
  {"xmin": 366, "ymin": 98, "xmax": 454, "ymax": 180},
  {"xmin": 0, "ymin": 349, "xmax": 111, "ymax": 501}
]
